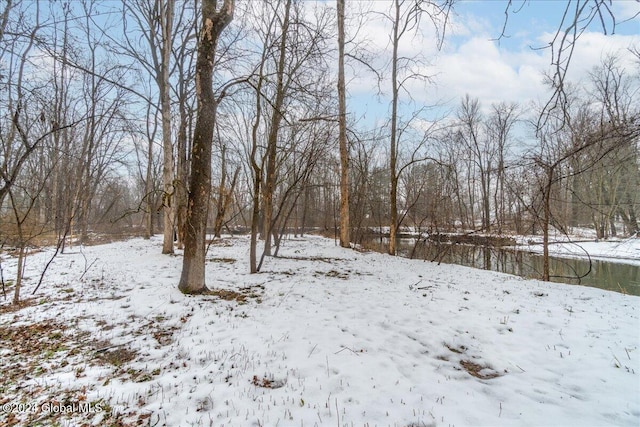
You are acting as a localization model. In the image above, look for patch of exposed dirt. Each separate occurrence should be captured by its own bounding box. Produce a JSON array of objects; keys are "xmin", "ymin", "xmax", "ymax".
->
[
  {"xmin": 314, "ymin": 269, "xmax": 349, "ymax": 280},
  {"xmin": 251, "ymin": 375, "xmax": 286, "ymax": 389},
  {"xmin": 445, "ymin": 343, "xmax": 468, "ymax": 354},
  {"xmin": 276, "ymin": 255, "xmax": 346, "ymax": 263},
  {"xmin": 207, "ymin": 257, "xmax": 236, "ymax": 264},
  {"xmin": 460, "ymin": 360, "xmax": 501, "ymax": 380},
  {"xmin": 206, "ymin": 238, "xmax": 235, "ymax": 246}
]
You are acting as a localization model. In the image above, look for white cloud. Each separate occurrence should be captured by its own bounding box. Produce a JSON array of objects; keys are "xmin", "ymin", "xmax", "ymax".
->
[
  {"xmin": 419, "ymin": 31, "xmax": 637, "ymax": 114},
  {"xmin": 613, "ymin": 0, "xmax": 640, "ymax": 23},
  {"xmin": 340, "ymin": 1, "xmax": 639, "ymax": 124}
]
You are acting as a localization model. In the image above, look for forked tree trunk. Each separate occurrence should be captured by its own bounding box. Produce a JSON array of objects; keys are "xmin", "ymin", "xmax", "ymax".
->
[{"xmin": 178, "ymin": 0, "xmax": 234, "ymax": 294}]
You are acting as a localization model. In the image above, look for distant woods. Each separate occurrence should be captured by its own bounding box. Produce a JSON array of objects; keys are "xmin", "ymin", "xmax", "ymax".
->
[{"xmin": 1, "ymin": 0, "xmax": 638, "ymax": 282}]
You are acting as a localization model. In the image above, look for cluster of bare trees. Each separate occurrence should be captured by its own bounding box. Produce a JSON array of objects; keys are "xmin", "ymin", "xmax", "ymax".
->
[
  {"xmin": 1, "ymin": 0, "xmax": 638, "ymax": 299},
  {"xmin": 351, "ymin": 51, "xmax": 639, "ymax": 251},
  {"xmin": 1, "ymin": 1, "xmax": 136, "ymax": 302}
]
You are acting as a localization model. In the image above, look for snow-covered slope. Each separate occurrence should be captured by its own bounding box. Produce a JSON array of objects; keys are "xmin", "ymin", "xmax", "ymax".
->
[{"xmin": 1, "ymin": 235, "xmax": 638, "ymax": 426}]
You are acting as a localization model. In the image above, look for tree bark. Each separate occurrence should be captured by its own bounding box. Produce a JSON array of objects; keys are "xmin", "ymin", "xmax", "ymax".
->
[
  {"xmin": 178, "ymin": 0, "xmax": 234, "ymax": 294},
  {"xmin": 388, "ymin": 0, "xmax": 400, "ymax": 256},
  {"xmin": 337, "ymin": 0, "xmax": 350, "ymax": 248},
  {"xmin": 542, "ymin": 166, "xmax": 553, "ymax": 282},
  {"xmin": 262, "ymin": 0, "xmax": 292, "ymax": 257},
  {"xmin": 144, "ymin": 134, "xmax": 154, "ymax": 239},
  {"xmin": 160, "ymin": 0, "xmax": 176, "ymax": 254}
]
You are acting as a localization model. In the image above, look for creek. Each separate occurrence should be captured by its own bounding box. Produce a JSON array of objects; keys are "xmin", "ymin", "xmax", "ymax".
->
[{"xmin": 363, "ymin": 237, "xmax": 640, "ymax": 296}]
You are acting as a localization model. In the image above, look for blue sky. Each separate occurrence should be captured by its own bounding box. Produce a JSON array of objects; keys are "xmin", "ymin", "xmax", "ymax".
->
[{"xmin": 344, "ymin": 0, "xmax": 639, "ymax": 130}]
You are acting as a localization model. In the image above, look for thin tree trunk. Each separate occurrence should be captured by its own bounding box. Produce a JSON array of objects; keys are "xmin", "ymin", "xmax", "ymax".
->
[
  {"xmin": 13, "ymin": 246, "xmax": 25, "ymax": 305},
  {"xmin": 161, "ymin": 0, "xmax": 176, "ymax": 254},
  {"xmin": 249, "ymin": 50, "xmax": 268, "ymax": 274},
  {"xmin": 542, "ymin": 167, "xmax": 553, "ymax": 282},
  {"xmin": 145, "ymin": 135, "xmax": 154, "ymax": 239},
  {"xmin": 388, "ymin": 0, "xmax": 400, "ymax": 256},
  {"xmin": 262, "ymin": 0, "xmax": 291, "ymax": 257},
  {"xmin": 213, "ymin": 144, "xmax": 228, "ymax": 237},
  {"xmin": 337, "ymin": 0, "xmax": 350, "ymax": 248},
  {"xmin": 214, "ymin": 165, "xmax": 239, "ymax": 238}
]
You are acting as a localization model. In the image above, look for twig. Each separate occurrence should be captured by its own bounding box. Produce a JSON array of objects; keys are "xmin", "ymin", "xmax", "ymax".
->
[
  {"xmin": 94, "ymin": 340, "xmax": 134, "ymax": 354},
  {"xmin": 334, "ymin": 346, "xmax": 360, "ymax": 356},
  {"xmin": 326, "ymin": 355, "xmax": 330, "ymax": 378},
  {"xmin": 308, "ymin": 344, "xmax": 318, "ymax": 358},
  {"xmin": 32, "ymin": 233, "xmax": 67, "ymax": 295},
  {"xmin": 335, "ymin": 398, "xmax": 340, "ymax": 427},
  {"xmin": 79, "ymin": 258, "xmax": 98, "ymax": 281},
  {"xmin": 0, "ymin": 255, "xmax": 5, "ymax": 300}
]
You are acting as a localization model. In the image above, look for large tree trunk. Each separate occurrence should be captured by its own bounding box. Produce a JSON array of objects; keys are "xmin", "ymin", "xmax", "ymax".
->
[
  {"xmin": 178, "ymin": 0, "xmax": 234, "ymax": 294},
  {"xmin": 337, "ymin": 0, "xmax": 350, "ymax": 248},
  {"xmin": 175, "ymin": 86, "xmax": 189, "ymax": 249}
]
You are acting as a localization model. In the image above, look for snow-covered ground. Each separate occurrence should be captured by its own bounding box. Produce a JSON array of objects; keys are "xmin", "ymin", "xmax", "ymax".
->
[
  {"xmin": 516, "ymin": 234, "xmax": 640, "ymax": 266},
  {"xmin": 1, "ymin": 235, "xmax": 638, "ymax": 427}
]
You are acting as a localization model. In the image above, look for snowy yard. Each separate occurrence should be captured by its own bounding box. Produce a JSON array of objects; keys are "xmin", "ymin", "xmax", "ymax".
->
[{"xmin": 1, "ymin": 235, "xmax": 638, "ymax": 427}]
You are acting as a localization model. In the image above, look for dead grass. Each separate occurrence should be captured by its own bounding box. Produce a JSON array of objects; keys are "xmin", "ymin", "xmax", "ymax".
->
[
  {"xmin": 96, "ymin": 347, "xmax": 137, "ymax": 367},
  {"xmin": 0, "ymin": 297, "xmax": 41, "ymax": 314},
  {"xmin": 206, "ymin": 285, "xmax": 264, "ymax": 304}
]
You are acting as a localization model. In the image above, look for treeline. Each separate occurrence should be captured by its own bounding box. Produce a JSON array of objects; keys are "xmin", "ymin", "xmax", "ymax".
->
[{"xmin": 1, "ymin": 0, "xmax": 638, "ymax": 265}]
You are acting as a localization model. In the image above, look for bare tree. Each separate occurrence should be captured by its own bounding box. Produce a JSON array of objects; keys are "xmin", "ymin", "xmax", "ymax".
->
[
  {"xmin": 529, "ymin": 100, "xmax": 639, "ymax": 281},
  {"xmin": 384, "ymin": 0, "xmax": 452, "ymax": 255},
  {"xmin": 178, "ymin": 0, "xmax": 234, "ymax": 294},
  {"xmin": 261, "ymin": 0, "xmax": 292, "ymax": 257},
  {"xmin": 337, "ymin": 0, "xmax": 349, "ymax": 248},
  {"xmin": 0, "ymin": 0, "xmax": 43, "ymax": 209},
  {"xmin": 114, "ymin": 0, "xmax": 181, "ymax": 253},
  {"xmin": 487, "ymin": 102, "xmax": 519, "ymax": 233},
  {"xmin": 457, "ymin": 96, "xmax": 494, "ymax": 233},
  {"xmin": 500, "ymin": 1, "xmax": 635, "ymax": 132}
]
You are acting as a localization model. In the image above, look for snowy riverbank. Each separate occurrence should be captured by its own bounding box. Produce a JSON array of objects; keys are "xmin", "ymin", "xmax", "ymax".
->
[
  {"xmin": 516, "ymin": 235, "xmax": 640, "ymax": 266},
  {"xmin": 1, "ymin": 235, "xmax": 638, "ymax": 426}
]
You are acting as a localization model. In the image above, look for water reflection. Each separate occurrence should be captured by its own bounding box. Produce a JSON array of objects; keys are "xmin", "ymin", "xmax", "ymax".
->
[{"xmin": 365, "ymin": 238, "xmax": 640, "ymax": 296}]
